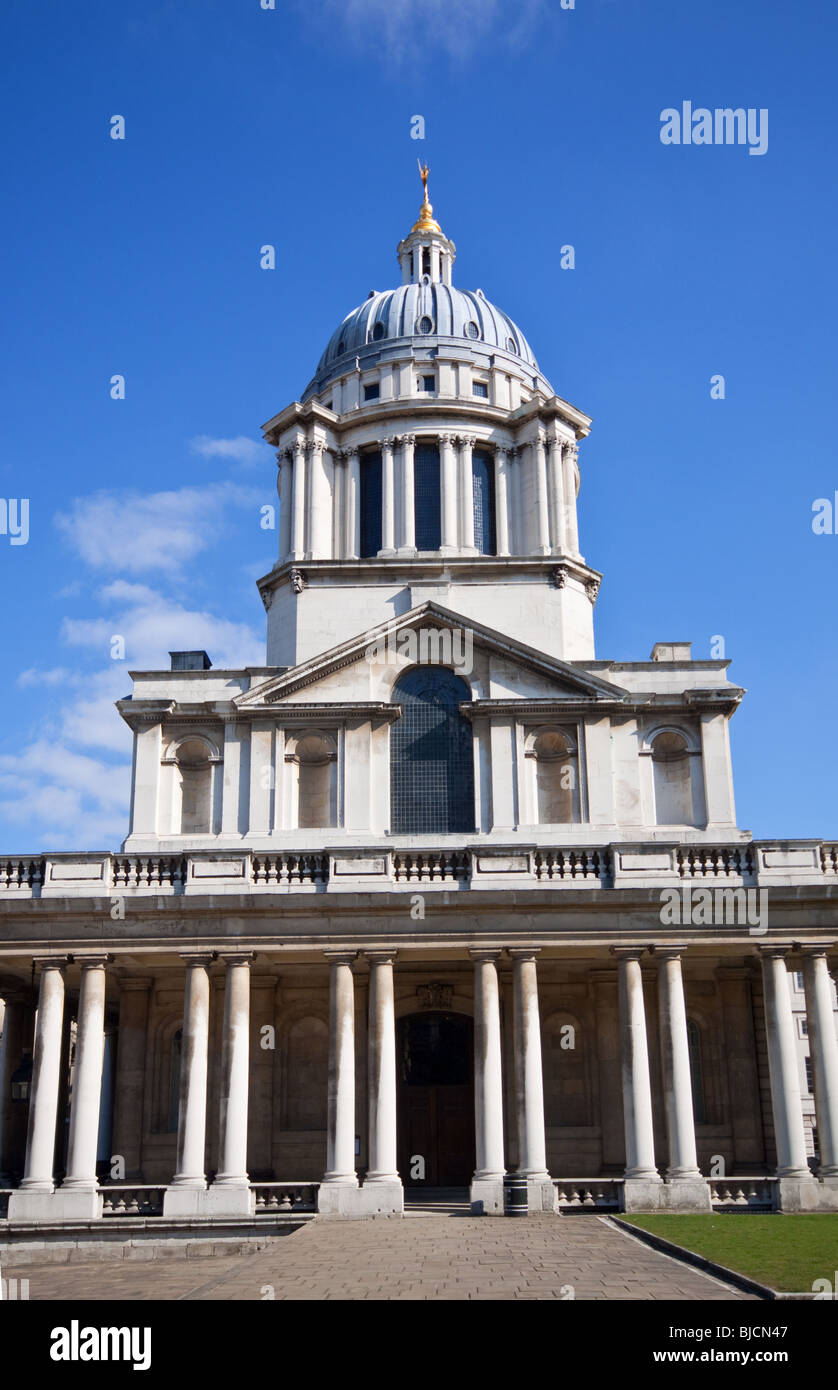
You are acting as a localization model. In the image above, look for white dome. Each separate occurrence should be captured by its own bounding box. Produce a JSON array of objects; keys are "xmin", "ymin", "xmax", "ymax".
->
[{"xmin": 303, "ymin": 282, "xmax": 552, "ymax": 401}]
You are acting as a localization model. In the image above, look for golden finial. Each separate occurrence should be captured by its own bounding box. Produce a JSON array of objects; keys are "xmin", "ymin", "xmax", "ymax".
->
[{"xmin": 412, "ymin": 158, "xmax": 442, "ymax": 234}]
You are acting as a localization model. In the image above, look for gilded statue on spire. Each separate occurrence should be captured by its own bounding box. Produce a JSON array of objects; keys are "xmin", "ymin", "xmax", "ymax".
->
[{"xmin": 412, "ymin": 159, "xmax": 442, "ymax": 234}]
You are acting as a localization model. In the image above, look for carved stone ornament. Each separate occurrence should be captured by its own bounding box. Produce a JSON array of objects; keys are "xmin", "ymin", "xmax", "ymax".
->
[
  {"xmin": 417, "ymin": 982, "xmax": 453, "ymax": 1010},
  {"xmin": 552, "ymin": 565, "xmax": 570, "ymax": 589},
  {"xmin": 260, "ymin": 588, "xmax": 273, "ymax": 612},
  {"xmin": 290, "ymin": 568, "xmax": 306, "ymax": 594},
  {"xmin": 586, "ymin": 577, "xmax": 601, "ymax": 603}
]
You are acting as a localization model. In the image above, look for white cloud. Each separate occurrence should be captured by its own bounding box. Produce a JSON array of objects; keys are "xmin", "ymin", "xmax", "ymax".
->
[
  {"xmin": 301, "ymin": 0, "xmax": 550, "ymax": 61},
  {"xmin": 54, "ymin": 482, "xmax": 262, "ymax": 576},
  {"xmin": 190, "ymin": 435, "xmax": 270, "ymax": 466},
  {"xmin": 61, "ymin": 591, "xmax": 263, "ymax": 673},
  {"xmin": 17, "ymin": 667, "xmax": 74, "ymax": 688},
  {"xmin": 0, "ymin": 740, "xmax": 131, "ymax": 850}
]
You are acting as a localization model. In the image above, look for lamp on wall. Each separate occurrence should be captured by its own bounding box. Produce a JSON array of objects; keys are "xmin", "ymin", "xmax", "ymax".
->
[{"xmin": 10, "ymin": 1049, "xmax": 32, "ymax": 1103}]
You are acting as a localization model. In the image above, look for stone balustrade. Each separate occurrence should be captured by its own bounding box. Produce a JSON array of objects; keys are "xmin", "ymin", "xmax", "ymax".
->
[
  {"xmin": 554, "ymin": 1179, "xmax": 623, "ymax": 1210},
  {"xmin": 707, "ymin": 1178, "xmax": 777, "ymax": 1210},
  {"xmin": 0, "ymin": 841, "xmax": 836, "ymax": 899}
]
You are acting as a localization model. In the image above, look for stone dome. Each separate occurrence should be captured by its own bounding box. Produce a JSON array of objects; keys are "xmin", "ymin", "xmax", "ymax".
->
[{"xmin": 302, "ymin": 177, "xmax": 554, "ymax": 402}]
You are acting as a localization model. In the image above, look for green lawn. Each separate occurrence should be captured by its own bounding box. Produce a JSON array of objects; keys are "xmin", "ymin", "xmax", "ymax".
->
[{"xmin": 618, "ymin": 1214, "xmax": 838, "ymax": 1293}]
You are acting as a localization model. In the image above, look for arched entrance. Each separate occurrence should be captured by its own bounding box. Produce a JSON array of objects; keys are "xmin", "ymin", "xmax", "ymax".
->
[{"xmin": 397, "ymin": 1011, "xmax": 474, "ymax": 1186}]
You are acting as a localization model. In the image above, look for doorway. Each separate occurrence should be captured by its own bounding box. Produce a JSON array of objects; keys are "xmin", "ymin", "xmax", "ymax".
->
[{"xmin": 396, "ymin": 1012, "xmax": 474, "ymax": 1186}]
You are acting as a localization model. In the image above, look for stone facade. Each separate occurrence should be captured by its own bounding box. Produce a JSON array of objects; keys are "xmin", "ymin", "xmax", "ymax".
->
[{"xmin": 1, "ymin": 183, "xmax": 837, "ymax": 1224}]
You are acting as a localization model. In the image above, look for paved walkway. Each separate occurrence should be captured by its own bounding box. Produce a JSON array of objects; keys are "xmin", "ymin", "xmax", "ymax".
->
[{"xmin": 6, "ymin": 1215, "xmax": 754, "ymax": 1301}]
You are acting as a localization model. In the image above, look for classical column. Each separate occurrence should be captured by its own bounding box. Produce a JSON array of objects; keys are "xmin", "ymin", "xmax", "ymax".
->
[
  {"xmin": 802, "ymin": 949, "xmax": 838, "ymax": 1178},
  {"xmin": 562, "ymin": 441, "xmax": 580, "ymax": 555},
  {"xmin": 760, "ymin": 949, "xmax": 812, "ymax": 1184},
  {"xmin": 548, "ymin": 430, "xmax": 567, "ymax": 553},
  {"xmin": 656, "ymin": 949, "xmax": 709, "ymax": 1206},
  {"xmin": 459, "ymin": 434, "xmax": 476, "ymax": 552},
  {"xmin": 380, "ymin": 437, "xmax": 396, "ymax": 554},
  {"xmin": 290, "ymin": 435, "xmax": 307, "ymax": 560},
  {"xmin": 470, "ymin": 950, "xmax": 505, "ymax": 1214},
  {"xmin": 509, "ymin": 950, "xmax": 554, "ymax": 1212},
  {"xmin": 364, "ymin": 953, "xmax": 402, "ymax": 1208},
  {"xmin": 319, "ymin": 952, "xmax": 359, "ymax": 1212},
  {"xmin": 308, "ymin": 438, "xmax": 331, "ymax": 558},
  {"xmin": 62, "ymin": 957, "xmax": 109, "ymax": 1194},
  {"xmin": 210, "ymin": 954, "xmax": 254, "ymax": 1213},
  {"xmin": 18, "ymin": 960, "xmax": 65, "ymax": 1193},
  {"xmin": 440, "ymin": 433, "xmax": 458, "ymax": 552},
  {"xmin": 494, "ymin": 446, "xmax": 511, "ymax": 557},
  {"xmin": 344, "ymin": 447, "xmax": 360, "ymax": 560},
  {"xmin": 533, "ymin": 430, "xmax": 550, "ymax": 555},
  {"xmin": 165, "ymin": 954, "xmax": 213, "ymax": 1211},
  {"xmin": 399, "ymin": 435, "xmax": 416, "ymax": 552},
  {"xmin": 110, "ymin": 977, "xmax": 151, "ymax": 1182},
  {"xmin": 278, "ymin": 449, "xmax": 293, "ymax": 559},
  {"xmin": 615, "ymin": 949, "xmax": 661, "ymax": 1198}
]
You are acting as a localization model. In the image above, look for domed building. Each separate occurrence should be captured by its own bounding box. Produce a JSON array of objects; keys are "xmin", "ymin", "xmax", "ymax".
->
[{"xmin": 0, "ymin": 179, "xmax": 837, "ymax": 1232}]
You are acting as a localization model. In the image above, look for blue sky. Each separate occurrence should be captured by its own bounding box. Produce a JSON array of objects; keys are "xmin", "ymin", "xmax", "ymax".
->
[{"xmin": 0, "ymin": 0, "xmax": 836, "ymax": 849}]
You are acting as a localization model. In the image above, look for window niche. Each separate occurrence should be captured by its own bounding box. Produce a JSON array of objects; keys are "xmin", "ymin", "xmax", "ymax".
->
[
  {"xmin": 647, "ymin": 728, "xmax": 700, "ymax": 826},
  {"xmin": 524, "ymin": 728, "xmax": 580, "ymax": 824},
  {"xmin": 285, "ymin": 731, "xmax": 338, "ymax": 830},
  {"xmin": 162, "ymin": 735, "xmax": 222, "ymax": 835}
]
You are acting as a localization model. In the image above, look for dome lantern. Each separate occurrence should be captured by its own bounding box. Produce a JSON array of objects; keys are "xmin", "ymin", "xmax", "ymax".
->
[{"xmin": 396, "ymin": 162, "xmax": 456, "ymax": 287}]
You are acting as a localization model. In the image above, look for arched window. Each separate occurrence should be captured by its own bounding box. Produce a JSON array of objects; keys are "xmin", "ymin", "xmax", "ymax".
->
[
  {"xmin": 472, "ymin": 449, "xmax": 496, "ymax": 555},
  {"xmin": 525, "ymin": 729, "xmax": 579, "ymax": 824},
  {"xmin": 390, "ymin": 667, "xmax": 475, "ymax": 834},
  {"xmin": 286, "ymin": 732, "xmax": 337, "ymax": 829},
  {"xmin": 687, "ymin": 1018, "xmax": 706, "ymax": 1125},
  {"xmin": 167, "ymin": 1029, "xmax": 182, "ymax": 1133},
  {"xmin": 414, "ymin": 441, "xmax": 441, "ymax": 550},
  {"xmin": 650, "ymin": 730, "xmax": 695, "ymax": 825},
  {"xmin": 360, "ymin": 450, "xmax": 382, "ymax": 557},
  {"xmin": 175, "ymin": 739, "xmax": 214, "ymax": 833}
]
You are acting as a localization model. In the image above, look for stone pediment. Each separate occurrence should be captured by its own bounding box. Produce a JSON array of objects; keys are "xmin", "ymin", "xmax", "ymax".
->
[{"xmin": 235, "ymin": 601, "xmax": 628, "ymax": 709}]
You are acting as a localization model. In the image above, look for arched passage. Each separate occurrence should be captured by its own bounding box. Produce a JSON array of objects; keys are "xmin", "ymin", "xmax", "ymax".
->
[{"xmin": 396, "ymin": 1012, "xmax": 474, "ymax": 1186}]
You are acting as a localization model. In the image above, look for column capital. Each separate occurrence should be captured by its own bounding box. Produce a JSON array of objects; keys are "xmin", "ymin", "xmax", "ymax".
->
[
  {"xmin": 507, "ymin": 947, "xmax": 542, "ymax": 962},
  {"xmin": 178, "ymin": 952, "xmax": 216, "ymax": 968},
  {"xmin": 469, "ymin": 948, "xmax": 502, "ymax": 963},
  {"xmin": 380, "ymin": 436, "xmax": 395, "ymax": 450},
  {"xmin": 611, "ymin": 945, "xmax": 649, "ymax": 962},
  {"xmin": 324, "ymin": 950, "xmax": 357, "ymax": 966},
  {"xmin": 32, "ymin": 956, "xmax": 69, "ymax": 972},
  {"xmin": 650, "ymin": 944, "xmax": 690, "ymax": 961},
  {"xmin": 73, "ymin": 953, "xmax": 112, "ymax": 969},
  {"xmin": 439, "ymin": 431, "xmax": 456, "ymax": 446},
  {"xmin": 305, "ymin": 436, "xmax": 325, "ymax": 456},
  {"xmin": 292, "ymin": 433, "xmax": 307, "ymax": 457},
  {"xmin": 758, "ymin": 945, "xmax": 792, "ymax": 960},
  {"xmin": 799, "ymin": 943, "xmax": 837, "ymax": 959},
  {"xmin": 365, "ymin": 950, "xmax": 398, "ymax": 966},
  {"xmin": 401, "ymin": 432, "xmax": 416, "ymax": 446},
  {"xmin": 217, "ymin": 951, "xmax": 256, "ymax": 966}
]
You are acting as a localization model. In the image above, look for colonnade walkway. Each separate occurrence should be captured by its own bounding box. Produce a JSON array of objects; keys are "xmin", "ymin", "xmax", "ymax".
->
[{"xmin": 5, "ymin": 1214, "xmax": 753, "ymax": 1301}]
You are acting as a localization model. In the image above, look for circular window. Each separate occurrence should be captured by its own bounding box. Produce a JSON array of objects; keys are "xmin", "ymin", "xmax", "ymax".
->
[
  {"xmin": 465, "ymin": 321, "xmax": 480, "ymax": 340},
  {"xmin": 372, "ymin": 322, "xmax": 385, "ymax": 340},
  {"xmin": 506, "ymin": 337, "xmax": 517, "ymax": 354},
  {"xmin": 417, "ymin": 315, "xmax": 434, "ymax": 335}
]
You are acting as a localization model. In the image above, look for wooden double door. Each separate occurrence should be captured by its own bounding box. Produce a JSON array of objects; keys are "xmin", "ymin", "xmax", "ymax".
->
[{"xmin": 396, "ymin": 1012, "xmax": 474, "ymax": 1187}]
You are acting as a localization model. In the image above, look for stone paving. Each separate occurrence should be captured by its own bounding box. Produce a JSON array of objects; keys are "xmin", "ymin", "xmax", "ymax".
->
[{"xmin": 5, "ymin": 1214, "xmax": 755, "ymax": 1301}]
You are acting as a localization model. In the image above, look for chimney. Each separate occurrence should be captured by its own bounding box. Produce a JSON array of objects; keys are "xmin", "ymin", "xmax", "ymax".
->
[{"xmin": 169, "ymin": 651, "xmax": 212, "ymax": 671}]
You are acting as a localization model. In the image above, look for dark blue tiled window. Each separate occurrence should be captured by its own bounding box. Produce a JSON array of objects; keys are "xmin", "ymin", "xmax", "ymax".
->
[
  {"xmin": 472, "ymin": 449, "xmax": 496, "ymax": 555},
  {"xmin": 360, "ymin": 451, "xmax": 382, "ymax": 557},
  {"xmin": 390, "ymin": 667, "xmax": 475, "ymax": 834},
  {"xmin": 414, "ymin": 442, "xmax": 441, "ymax": 551}
]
